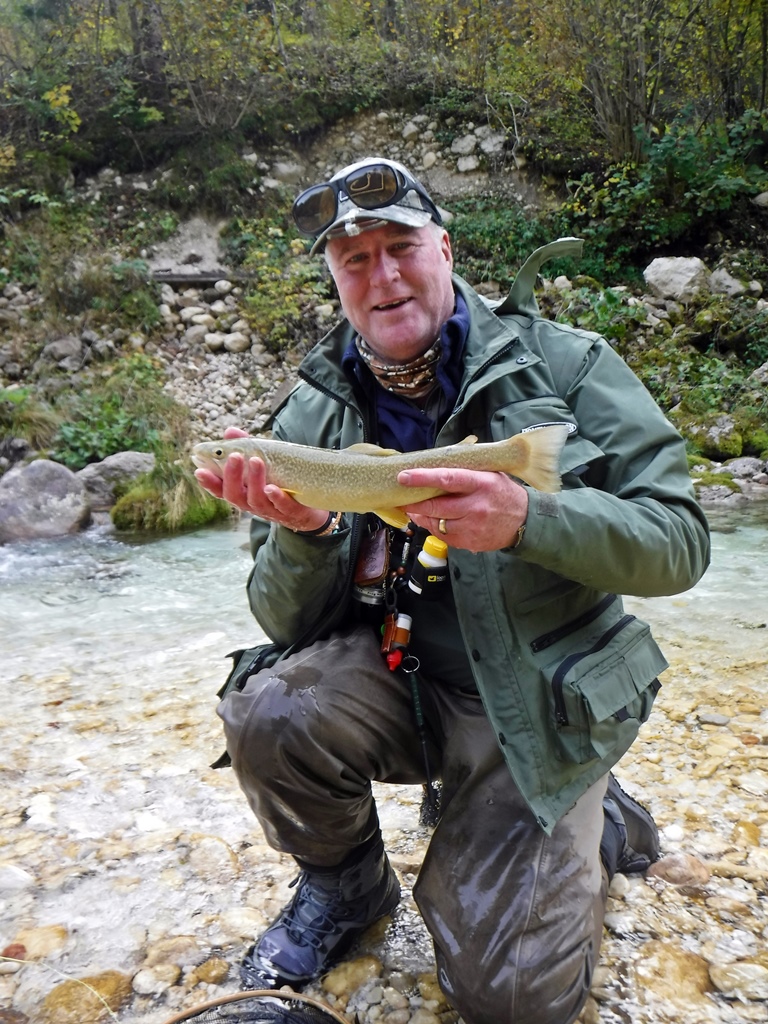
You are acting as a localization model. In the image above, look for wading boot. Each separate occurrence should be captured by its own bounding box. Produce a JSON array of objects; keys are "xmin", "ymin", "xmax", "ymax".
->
[
  {"xmin": 240, "ymin": 833, "xmax": 400, "ymax": 991},
  {"xmin": 600, "ymin": 772, "xmax": 661, "ymax": 878}
]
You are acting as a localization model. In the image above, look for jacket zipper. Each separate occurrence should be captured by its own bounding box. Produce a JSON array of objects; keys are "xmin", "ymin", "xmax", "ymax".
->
[
  {"xmin": 530, "ymin": 593, "xmax": 618, "ymax": 653},
  {"xmin": 551, "ymin": 614, "xmax": 636, "ymax": 726},
  {"xmin": 451, "ymin": 340, "xmax": 520, "ymax": 417}
]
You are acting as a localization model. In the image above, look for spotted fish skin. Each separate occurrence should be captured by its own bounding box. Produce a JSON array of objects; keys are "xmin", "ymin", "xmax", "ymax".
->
[{"xmin": 192, "ymin": 424, "xmax": 568, "ymax": 527}]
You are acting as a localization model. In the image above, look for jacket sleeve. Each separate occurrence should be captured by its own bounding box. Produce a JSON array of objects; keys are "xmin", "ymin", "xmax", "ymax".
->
[
  {"xmin": 245, "ymin": 406, "xmax": 355, "ymax": 649},
  {"xmin": 517, "ymin": 335, "xmax": 711, "ymax": 597},
  {"xmin": 246, "ymin": 515, "xmax": 353, "ymax": 648}
]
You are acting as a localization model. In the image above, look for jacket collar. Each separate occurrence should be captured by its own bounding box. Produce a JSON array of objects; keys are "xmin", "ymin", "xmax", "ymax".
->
[{"xmin": 451, "ymin": 275, "xmax": 541, "ymax": 408}]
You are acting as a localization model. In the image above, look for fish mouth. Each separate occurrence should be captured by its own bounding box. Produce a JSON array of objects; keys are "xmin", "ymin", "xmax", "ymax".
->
[{"xmin": 190, "ymin": 455, "xmax": 206, "ymax": 468}]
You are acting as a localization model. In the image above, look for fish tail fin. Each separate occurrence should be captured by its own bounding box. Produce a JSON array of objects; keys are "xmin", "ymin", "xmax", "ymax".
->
[{"xmin": 517, "ymin": 424, "xmax": 568, "ymax": 492}]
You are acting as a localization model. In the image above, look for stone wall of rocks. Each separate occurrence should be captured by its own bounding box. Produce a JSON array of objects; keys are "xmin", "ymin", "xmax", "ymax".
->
[{"xmin": 153, "ymin": 279, "xmax": 294, "ymax": 439}]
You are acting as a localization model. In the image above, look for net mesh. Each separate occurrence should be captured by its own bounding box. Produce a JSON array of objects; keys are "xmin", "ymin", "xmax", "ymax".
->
[{"xmin": 162, "ymin": 990, "xmax": 350, "ymax": 1024}]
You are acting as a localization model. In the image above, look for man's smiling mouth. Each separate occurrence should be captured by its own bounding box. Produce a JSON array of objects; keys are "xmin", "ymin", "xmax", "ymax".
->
[{"xmin": 374, "ymin": 298, "xmax": 410, "ymax": 311}]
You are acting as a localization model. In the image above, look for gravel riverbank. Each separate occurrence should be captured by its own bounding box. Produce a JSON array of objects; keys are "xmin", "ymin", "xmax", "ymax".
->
[{"xmin": 2, "ymin": 510, "xmax": 768, "ymax": 1024}]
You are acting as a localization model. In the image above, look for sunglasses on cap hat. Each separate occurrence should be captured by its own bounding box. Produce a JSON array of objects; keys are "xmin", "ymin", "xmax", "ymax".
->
[{"xmin": 292, "ymin": 159, "xmax": 442, "ymax": 244}]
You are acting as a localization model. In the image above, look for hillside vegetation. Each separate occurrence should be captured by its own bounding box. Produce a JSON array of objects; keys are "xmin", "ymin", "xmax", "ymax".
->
[{"xmin": 1, "ymin": 0, "xmax": 768, "ymax": 528}]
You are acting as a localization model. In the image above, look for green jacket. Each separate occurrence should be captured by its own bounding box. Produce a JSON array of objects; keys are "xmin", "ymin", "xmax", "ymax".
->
[{"xmin": 245, "ymin": 265, "xmax": 710, "ymax": 831}]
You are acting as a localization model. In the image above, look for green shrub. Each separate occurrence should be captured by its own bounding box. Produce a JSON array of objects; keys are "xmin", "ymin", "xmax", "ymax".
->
[
  {"xmin": 45, "ymin": 257, "xmax": 161, "ymax": 330},
  {"xmin": 725, "ymin": 304, "xmax": 768, "ymax": 369},
  {"xmin": 50, "ymin": 353, "xmax": 188, "ymax": 469},
  {"xmin": 1, "ymin": 231, "xmax": 44, "ymax": 287},
  {"xmin": 550, "ymin": 283, "xmax": 649, "ymax": 344},
  {"xmin": 553, "ymin": 110, "xmax": 768, "ymax": 277},
  {"xmin": 449, "ymin": 202, "xmax": 553, "ymax": 284},
  {"xmin": 0, "ymin": 387, "xmax": 60, "ymax": 447},
  {"xmin": 149, "ymin": 141, "xmax": 263, "ymax": 216},
  {"xmin": 233, "ymin": 215, "xmax": 334, "ymax": 353}
]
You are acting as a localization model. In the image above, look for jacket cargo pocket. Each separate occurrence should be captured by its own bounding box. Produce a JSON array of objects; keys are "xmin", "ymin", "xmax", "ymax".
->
[{"xmin": 544, "ymin": 616, "xmax": 667, "ymax": 764}]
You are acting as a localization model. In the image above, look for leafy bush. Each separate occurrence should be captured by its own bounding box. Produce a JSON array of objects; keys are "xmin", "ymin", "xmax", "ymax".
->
[
  {"xmin": 50, "ymin": 354, "xmax": 188, "ymax": 469},
  {"xmin": 231, "ymin": 215, "xmax": 334, "ymax": 353},
  {"xmin": 149, "ymin": 142, "xmax": 264, "ymax": 216},
  {"xmin": 279, "ymin": 37, "xmax": 448, "ymax": 133},
  {"xmin": 722, "ymin": 304, "xmax": 768, "ymax": 369},
  {"xmin": 45, "ymin": 257, "xmax": 161, "ymax": 330},
  {"xmin": 449, "ymin": 201, "xmax": 553, "ymax": 284},
  {"xmin": 545, "ymin": 278, "xmax": 768, "ymax": 454},
  {"xmin": 0, "ymin": 190, "xmax": 63, "ymax": 286},
  {"xmin": 548, "ymin": 284, "xmax": 650, "ymax": 343},
  {"xmin": 53, "ymin": 403, "xmax": 160, "ymax": 469},
  {"xmin": 553, "ymin": 110, "xmax": 768, "ymax": 277},
  {"xmin": 0, "ymin": 387, "xmax": 60, "ymax": 448}
]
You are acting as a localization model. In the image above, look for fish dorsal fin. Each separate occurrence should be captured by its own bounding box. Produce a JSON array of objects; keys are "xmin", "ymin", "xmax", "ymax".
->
[
  {"xmin": 346, "ymin": 442, "xmax": 401, "ymax": 457},
  {"xmin": 457, "ymin": 435, "xmax": 478, "ymax": 445}
]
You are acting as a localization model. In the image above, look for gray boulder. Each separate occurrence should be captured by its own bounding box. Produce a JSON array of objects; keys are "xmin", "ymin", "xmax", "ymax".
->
[
  {"xmin": 722, "ymin": 456, "xmax": 766, "ymax": 479},
  {"xmin": 644, "ymin": 257, "xmax": 711, "ymax": 303},
  {"xmin": 679, "ymin": 413, "xmax": 743, "ymax": 461},
  {"xmin": 39, "ymin": 335, "xmax": 88, "ymax": 372},
  {"xmin": 710, "ymin": 267, "xmax": 747, "ymax": 298},
  {"xmin": 696, "ymin": 483, "xmax": 749, "ymax": 506},
  {"xmin": 0, "ymin": 460, "xmax": 91, "ymax": 544},
  {"xmin": 76, "ymin": 451, "xmax": 156, "ymax": 511},
  {"xmin": 451, "ymin": 134, "xmax": 478, "ymax": 156}
]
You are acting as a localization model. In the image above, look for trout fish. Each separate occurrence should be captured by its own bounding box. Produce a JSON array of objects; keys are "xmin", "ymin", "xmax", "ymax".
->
[{"xmin": 192, "ymin": 424, "xmax": 568, "ymax": 529}]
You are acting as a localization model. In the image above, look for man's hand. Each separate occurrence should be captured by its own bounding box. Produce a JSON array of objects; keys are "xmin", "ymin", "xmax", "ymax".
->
[
  {"xmin": 194, "ymin": 426, "xmax": 331, "ymax": 534},
  {"xmin": 399, "ymin": 467, "xmax": 528, "ymax": 552}
]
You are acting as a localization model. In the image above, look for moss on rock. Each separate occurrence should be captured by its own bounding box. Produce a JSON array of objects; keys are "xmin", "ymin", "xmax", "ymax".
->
[{"xmin": 111, "ymin": 472, "xmax": 232, "ymax": 533}]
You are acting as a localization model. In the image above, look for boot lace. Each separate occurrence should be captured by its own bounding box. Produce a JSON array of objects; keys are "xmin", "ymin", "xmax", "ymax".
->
[{"xmin": 282, "ymin": 872, "xmax": 351, "ymax": 950}]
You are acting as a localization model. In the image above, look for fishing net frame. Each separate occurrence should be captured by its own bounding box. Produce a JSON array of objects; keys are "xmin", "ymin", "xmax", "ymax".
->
[{"xmin": 160, "ymin": 988, "xmax": 352, "ymax": 1024}]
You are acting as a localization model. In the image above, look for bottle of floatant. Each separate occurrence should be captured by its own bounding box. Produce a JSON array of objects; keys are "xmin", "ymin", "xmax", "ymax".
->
[{"xmin": 408, "ymin": 535, "xmax": 449, "ymax": 599}]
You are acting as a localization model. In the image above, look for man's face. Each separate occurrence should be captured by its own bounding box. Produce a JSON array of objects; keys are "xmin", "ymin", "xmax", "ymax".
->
[{"xmin": 325, "ymin": 223, "xmax": 455, "ymax": 363}]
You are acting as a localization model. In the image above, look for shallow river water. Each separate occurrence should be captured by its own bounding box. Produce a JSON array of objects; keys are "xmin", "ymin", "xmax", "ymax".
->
[{"xmin": 1, "ymin": 505, "xmax": 768, "ymax": 1024}]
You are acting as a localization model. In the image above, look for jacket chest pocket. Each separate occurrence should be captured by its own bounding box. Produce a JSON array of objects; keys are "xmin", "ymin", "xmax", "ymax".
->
[{"xmin": 542, "ymin": 616, "xmax": 667, "ymax": 764}]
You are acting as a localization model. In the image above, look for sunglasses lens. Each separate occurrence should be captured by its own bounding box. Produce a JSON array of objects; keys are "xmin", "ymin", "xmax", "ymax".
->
[
  {"xmin": 293, "ymin": 185, "xmax": 337, "ymax": 235},
  {"xmin": 344, "ymin": 164, "xmax": 399, "ymax": 210}
]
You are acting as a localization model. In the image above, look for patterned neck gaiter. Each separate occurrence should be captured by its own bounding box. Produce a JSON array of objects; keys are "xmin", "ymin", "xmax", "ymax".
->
[{"xmin": 354, "ymin": 335, "xmax": 441, "ymax": 400}]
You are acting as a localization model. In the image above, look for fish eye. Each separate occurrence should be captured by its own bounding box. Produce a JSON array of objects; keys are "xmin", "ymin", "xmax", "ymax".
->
[{"xmin": 213, "ymin": 448, "xmax": 223, "ymax": 457}]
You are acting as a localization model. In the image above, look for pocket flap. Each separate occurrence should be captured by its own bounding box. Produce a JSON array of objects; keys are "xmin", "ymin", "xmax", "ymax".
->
[{"xmin": 582, "ymin": 624, "xmax": 668, "ymax": 721}]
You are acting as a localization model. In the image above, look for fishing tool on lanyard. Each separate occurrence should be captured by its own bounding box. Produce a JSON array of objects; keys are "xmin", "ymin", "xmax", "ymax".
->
[{"xmin": 378, "ymin": 524, "xmax": 447, "ymax": 826}]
